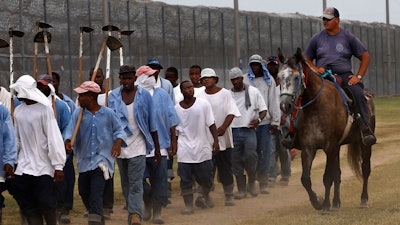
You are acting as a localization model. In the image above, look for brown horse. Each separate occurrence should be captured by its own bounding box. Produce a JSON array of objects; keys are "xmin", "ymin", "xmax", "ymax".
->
[{"xmin": 278, "ymin": 48, "xmax": 374, "ymax": 213}]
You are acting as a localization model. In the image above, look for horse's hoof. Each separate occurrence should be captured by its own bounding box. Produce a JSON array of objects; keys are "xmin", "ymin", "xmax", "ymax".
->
[
  {"xmin": 320, "ymin": 209, "xmax": 331, "ymax": 215},
  {"xmin": 331, "ymin": 206, "xmax": 340, "ymax": 211},
  {"xmin": 359, "ymin": 199, "xmax": 368, "ymax": 209}
]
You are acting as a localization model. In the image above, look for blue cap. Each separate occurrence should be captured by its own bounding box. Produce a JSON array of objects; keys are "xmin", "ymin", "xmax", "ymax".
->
[{"xmin": 147, "ymin": 57, "xmax": 163, "ymax": 69}]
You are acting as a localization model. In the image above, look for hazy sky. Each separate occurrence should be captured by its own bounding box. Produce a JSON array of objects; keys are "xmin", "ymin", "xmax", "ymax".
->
[{"xmin": 155, "ymin": 0, "xmax": 400, "ymax": 26}]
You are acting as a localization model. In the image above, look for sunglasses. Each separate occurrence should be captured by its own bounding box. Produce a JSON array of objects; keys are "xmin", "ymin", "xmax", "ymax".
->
[{"xmin": 322, "ymin": 17, "xmax": 334, "ymax": 22}]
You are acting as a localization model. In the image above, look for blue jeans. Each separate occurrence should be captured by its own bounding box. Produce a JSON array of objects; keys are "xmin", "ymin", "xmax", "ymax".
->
[
  {"xmin": 56, "ymin": 154, "xmax": 75, "ymax": 212},
  {"xmin": 117, "ymin": 155, "xmax": 146, "ymax": 219},
  {"xmin": 143, "ymin": 156, "xmax": 168, "ymax": 206},
  {"xmin": 78, "ymin": 168, "xmax": 106, "ymax": 216},
  {"xmin": 231, "ymin": 128, "xmax": 258, "ymax": 176},
  {"xmin": 13, "ymin": 174, "xmax": 57, "ymax": 216},
  {"xmin": 340, "ymin": 72, "xmax": 369, "ymax": 127},
  {"xmin": 256, "ymin": 124, "xmax": 271, "ymax": 186},
  {"xmin": 269, "ymin": 129, "xmax": 291, "ymax": 180},
  {"xmin": 213, "ymin": 148, "xmax": 234, "ymax": 194},
  {"xmin": 177, "ymin": 160, "xmax": 214, "ymax": 195}
]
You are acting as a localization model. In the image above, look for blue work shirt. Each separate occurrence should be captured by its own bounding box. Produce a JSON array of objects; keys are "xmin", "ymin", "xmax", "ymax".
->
[
  {"xmin": 152, "ymin": 88, "xmax": 179, "ymax": 149},
  {"xmin": 65, "ymin": 106, "xmax": 127, "ymax": 176},
  {"xmin": 108, "ymin": 86, "xmax": 157, "ymax": 154},
  {"xmin": 61, "ymin": 93, "xmax": 76, "ymax": 113},
  {"xmin": 0, "ymin": 104, "xmax": 17, "ymax": 179}
]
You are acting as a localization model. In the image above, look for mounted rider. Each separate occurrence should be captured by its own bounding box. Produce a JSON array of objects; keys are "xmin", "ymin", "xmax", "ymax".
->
[{"xmin": 302, "ymin": 7, "xmax": 376, "ymax": 147}]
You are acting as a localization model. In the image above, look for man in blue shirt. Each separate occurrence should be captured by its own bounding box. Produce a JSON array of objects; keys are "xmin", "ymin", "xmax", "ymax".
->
[
  {"xmin": 0, "ymin": 103, "xmax": 17, "ymax": 225},
  {"xmin": 65, "ymin": 81, "xmax": 126, "ymax": 225},
  {"xmin": 135, "ymin": 65, "xmax": 179, "ymax": 224},
  {"xmin": 108, "ymin": 65, "xmax": 161, "ymax": 225}
]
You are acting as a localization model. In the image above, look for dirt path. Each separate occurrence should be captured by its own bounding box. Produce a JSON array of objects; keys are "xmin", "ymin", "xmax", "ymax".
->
[{"xmin": 69, "ymin": 136, "xmax": 400, "ymax": 225}]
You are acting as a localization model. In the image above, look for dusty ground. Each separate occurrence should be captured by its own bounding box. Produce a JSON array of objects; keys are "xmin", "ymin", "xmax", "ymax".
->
[{"xmin": 68, "ymin": 139, "xmax": 400, "ymax": 225}]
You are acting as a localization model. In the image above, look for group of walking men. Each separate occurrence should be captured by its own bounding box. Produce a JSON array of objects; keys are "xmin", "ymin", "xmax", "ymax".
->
[{"xmin": 0, "ymin": 6, "xmax": 376, "ymax": 225}]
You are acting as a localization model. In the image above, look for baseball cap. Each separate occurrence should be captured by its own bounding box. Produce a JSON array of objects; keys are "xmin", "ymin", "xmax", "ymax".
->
[
  {"xmin": 266, "ymin": 56, "xmax": 279, "ymax": 65},
  {"xmin": 200, "ymin": 68, "xmax": 218, "ymax": 79},
  {"xmin": 119, "ymin": 64, "xmax": 136, "ymax": 74},
  {"xmin": 147, "ymin": 57, "xmax": 163, "ymax": 69},
  {"xmin": 249, "ymin": 54, "xmax": 264, "ymax": 65},
  {"xmin": 135, "ymin": 66, "xmax": 158, "ymax": 77},
  {"xmin": 322, "ymin": 7, "xmax": 340, "ymax": 20},
  {"xmin": 37, "ymin": 74, "xmax": 53, "ymax": 85},
  {"xmin": 74, "ymin": 81, "xmax": 101, "ymax": 94},
  {"xmin": 229, "ymin": 67, "xmax": 243, "ymax": 80}
]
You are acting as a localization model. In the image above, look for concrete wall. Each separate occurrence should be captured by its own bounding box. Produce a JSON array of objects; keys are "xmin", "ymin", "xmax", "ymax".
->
[{"xmin": 0, "ymin": 0, "xmax": 398, "ymax": 98}]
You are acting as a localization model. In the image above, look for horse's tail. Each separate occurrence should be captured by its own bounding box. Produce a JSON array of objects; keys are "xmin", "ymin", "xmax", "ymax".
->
[{"xmin": 347, "ymin": 141, "xmax": 363, "ymax": 179}]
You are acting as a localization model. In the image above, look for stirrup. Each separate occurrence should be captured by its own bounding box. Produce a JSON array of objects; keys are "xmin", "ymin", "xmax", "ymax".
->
[{"xmin": 282, "ymin": 136, "xmax": 294, "ymax": 149}]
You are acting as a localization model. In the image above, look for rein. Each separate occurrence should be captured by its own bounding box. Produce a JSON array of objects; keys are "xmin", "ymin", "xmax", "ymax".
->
[{"xmin": 295, "ymin": 63, "xmax": 325, "ymax": 110}]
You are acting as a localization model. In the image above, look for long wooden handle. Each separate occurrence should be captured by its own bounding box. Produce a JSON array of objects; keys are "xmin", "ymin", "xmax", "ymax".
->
[
  {"xmin": 70, "ymin": 109, "xmax": 83, "ymax": 146},
  {"xmin": 78, "ymin": 32, "xmax": 83, "ymax": 85},
  {"xmin": 33, "ymin": 43, "xmax": 38, "ymax": 79},
  {"xmin": 71, "ymin": 38, "xmax": 107, "ymax": 146}
]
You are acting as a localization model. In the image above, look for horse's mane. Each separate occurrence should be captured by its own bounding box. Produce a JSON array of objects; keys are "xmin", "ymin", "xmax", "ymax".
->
[{"xmin": 278, "ymin": 47, "xmax": 318, "ymax": 75}]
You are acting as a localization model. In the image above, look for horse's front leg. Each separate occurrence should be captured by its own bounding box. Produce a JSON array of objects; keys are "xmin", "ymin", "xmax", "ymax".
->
[
  {"xmin": 301, "ymin": 149, "xmax": 323, "ymax": 210},
  {"xmin": 322, "ymin": 147, "xmax": 340, "ymax": 213}
]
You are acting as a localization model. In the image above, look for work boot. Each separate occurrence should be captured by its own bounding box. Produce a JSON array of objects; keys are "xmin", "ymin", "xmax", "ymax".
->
[
  {"xmin": 195, "ymin": 196, "xmax": 208, "ymax": 209},
  {"xmin": 103, "ymin": 208, "xmax": 111, "ymax": 220},
  {"xmin": 234, "ymin": 175, "xmax": 247, "ymax": 200},
  {"xmin": 130, "ymin": 213, "xmax": 141, "ymax": 225},
  {"xmin": 224, "ymin": 194, "xmax": 235, "ymax": 206},
  {"xmin": 259, "ymin": 183, "xmax": 270, "ymax": 195},
  {"xmin": 143, "ymin": 197, "xmax": 152, "ymax": 221},
  {"xmin": 248, "ymin": 173, "xmax": 259, "ymax": 197},
  {"xmin": 88, "ymin": 214, "xmax": 103, "ymax": 225},
  {"xmin": 43, "ymin": 210, "xmax": 58, "ymax": 225},
  {"xmin": 279, "ymin": 177, "xmax": 289, "ymax": 186},
  {"xmin": 362, "ymin": 128, "xmax": 376, "ymax": 146},
  {"xmin": 181, "ymin": 194, "xmax": 194, "ymax": 215},
  {"xmin": 202, "ymin": 192, "xmax": 214, "ymax": 208},
  {"xmin": 152, "ymin": 202, "xmax": 164, "ymax": 224},
  {"xmin": 25, "ymin": 213, "xmax": 44, "ymax": 225}
]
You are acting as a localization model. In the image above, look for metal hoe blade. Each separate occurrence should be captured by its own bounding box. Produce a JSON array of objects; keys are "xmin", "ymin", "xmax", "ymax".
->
[
  {"xmin": 34, "ymin": 31, "xmax": 52, "ymax": 43},
  {"xmin": 102, "ymin": 25, "xmax": 119, "ymax": 32},
  {"xmin": 0, "ymin": 39, "xmax": 9, "ymax": 48},
  {"xmin": 80, "ymin": 26, "xmax": 94, "ymax": 33},
  {"xmin": 9, "ymin": 30, "xmax": 24, "ymax": 38},
  {"xmin": 37, "ymin": 21, "xmax": 52, "ymax": 29},
  {"xmin": 106, "ymin": 36, "xmax": 122, "ymax": 51},
  {"xmin": 121, "ymin": 30, "xmax": 135, "ymax": 36}
]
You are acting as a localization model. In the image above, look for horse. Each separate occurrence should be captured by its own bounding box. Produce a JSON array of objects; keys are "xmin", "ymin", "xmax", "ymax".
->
[{"xmin": 277, "ymin": 48, "xmax": 375, "ymax": 213}]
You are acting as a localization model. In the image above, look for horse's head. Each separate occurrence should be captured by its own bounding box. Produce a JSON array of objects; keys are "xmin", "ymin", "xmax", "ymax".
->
[{"xmin": 278, "ymin": 48, "xmax": 305, "ymax": 114}]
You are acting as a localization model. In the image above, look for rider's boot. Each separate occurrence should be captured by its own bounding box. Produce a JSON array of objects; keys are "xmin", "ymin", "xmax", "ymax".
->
[{"xmin": 362, "ymin": 126, "xmax": 376, "ymax": 146}]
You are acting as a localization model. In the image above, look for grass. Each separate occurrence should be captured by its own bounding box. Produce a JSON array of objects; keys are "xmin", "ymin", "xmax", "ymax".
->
[{"xmin": 2, "ymin": 96, "xmax": 400, "ymax": 225}]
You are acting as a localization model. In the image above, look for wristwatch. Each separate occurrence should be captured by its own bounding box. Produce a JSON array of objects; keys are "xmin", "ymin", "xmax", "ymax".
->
[{"xmin": 356, "ymin": 75, "xmax": 363, "ymax": 80}]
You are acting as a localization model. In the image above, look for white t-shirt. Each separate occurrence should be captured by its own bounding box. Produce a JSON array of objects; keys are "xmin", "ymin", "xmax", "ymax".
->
[
  {"xmin": 197, "ymin": 88, "xmax": 241, "ymax": 150},
  {"xmin": 230, "ymin": 86, "xmax": 267, "ymax": 128},
  {"xmin": 174, "ymin": 85, "xmax": 183, "ymax": 105},
  {"xmin": 175, "ymin": 98, "xmax": 215, "ymax": 163},
  {"xmin": 174, "ymin": 85, "xmax": 206, "ymax": 105},
  {"xmin": 119, "ymin": 102, "xmax": 146, "ymax": 159}
]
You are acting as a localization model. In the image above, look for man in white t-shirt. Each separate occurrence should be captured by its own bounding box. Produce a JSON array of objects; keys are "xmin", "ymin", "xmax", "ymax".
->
[
  {"xmin": 197, "ymin": 68, "xmax": 241, "ymax": 207},
  {"xmin": 229, "ymin": 67, "xmax": 267, "ymax": 199},
  {"xmin": 175, "ymin": 80, "xmax": 219, "ymax": 215}
]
